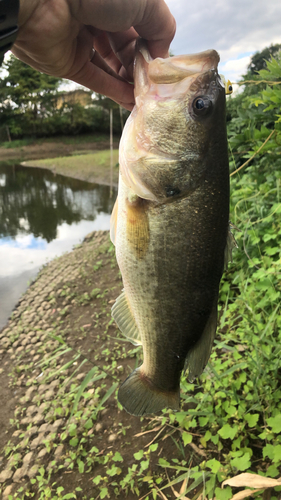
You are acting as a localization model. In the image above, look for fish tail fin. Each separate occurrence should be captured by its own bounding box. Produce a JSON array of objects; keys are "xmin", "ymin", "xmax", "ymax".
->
[{"xmin": 118, "ymin": 368, "xmax": 180, "ymax": 416}]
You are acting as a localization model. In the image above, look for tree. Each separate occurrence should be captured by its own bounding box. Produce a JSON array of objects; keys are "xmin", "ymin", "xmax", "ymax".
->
[
  {"xmin": 0, "ymin": 55, "xmax": 62, "ymax": 137},
  {"xmin": 247, "ymin": 44, "xmax": 281, "ymax": 74}
]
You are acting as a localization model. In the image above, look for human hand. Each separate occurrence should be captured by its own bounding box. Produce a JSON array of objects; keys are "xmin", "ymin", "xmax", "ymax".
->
[{"xmin": 12, "ymin": 0, "xmax": 176, "ymax": 110}]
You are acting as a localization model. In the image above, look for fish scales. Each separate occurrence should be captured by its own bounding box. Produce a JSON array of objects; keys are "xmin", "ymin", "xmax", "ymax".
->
[{"xmin": 111, "ymin": 40, "xmax": 229, "ymax": 416}]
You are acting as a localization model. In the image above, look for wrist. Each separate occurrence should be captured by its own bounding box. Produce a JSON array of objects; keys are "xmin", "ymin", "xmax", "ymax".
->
[{"xmin": 0, "ymin": 0, "xmax": 19, "ymax": 62}]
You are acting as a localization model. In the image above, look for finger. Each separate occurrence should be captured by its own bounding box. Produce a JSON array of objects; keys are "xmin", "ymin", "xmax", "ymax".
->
[
  {"xmin": 91, "ymin": 48, "xmax": 126, "ymax": 83},
  {"xmin": 93, "ymin": 32, "xmax": 123, "ymax": 75},
  {"xmin": 107, "ymin": 28, "xmax": 139, "ymax": 81},
  {"xmin": 74, "ymin": 0, "xmax": 176, "ymax": 59},
  {"xmin": 133, "ymin": 0, "xmax": 176, "ymax": 59}
]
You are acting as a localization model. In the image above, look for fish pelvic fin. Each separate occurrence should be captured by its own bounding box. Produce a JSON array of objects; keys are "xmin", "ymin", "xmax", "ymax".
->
[
  {"xmin": 118, "ymin": 368, "xmax": 180, "ymax": 416},
  {"xmin": 185, "ymin": 300, "xmax": 218, "ymax": 381},
  {"xmin": 112, "ymin": 290, "xmax": 142, "ymax": 346}
]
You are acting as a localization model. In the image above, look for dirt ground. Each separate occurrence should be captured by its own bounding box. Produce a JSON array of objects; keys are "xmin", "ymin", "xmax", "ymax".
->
[
  {"xmin": 0, "ymin": 138, "xmax": 120, "ymax": 163},
  {"xmin": 0, "ymin": 231, "xmax": 190, "ymax": 500}
]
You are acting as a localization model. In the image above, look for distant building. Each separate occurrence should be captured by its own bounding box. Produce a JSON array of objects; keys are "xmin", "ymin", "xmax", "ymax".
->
[{"xmin": 55, "ymin": 89, "xmax": 92, "ymax": 109}]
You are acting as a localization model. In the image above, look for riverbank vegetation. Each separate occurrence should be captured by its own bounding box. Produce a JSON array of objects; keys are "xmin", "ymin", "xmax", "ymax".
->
[{"xmin": 0, "ymin": 55, "xmax": 129, "ymax": 141}]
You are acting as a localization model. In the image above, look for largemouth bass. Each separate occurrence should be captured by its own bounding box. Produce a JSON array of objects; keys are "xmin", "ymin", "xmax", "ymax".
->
[{"xmin": 110, "ymin": 40, "xmax": 230, "ymax": 416}]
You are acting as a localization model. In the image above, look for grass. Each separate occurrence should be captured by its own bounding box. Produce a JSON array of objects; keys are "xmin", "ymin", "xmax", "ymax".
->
[
  {"xmin": 0, "ymin": 138, "xmax": 34, "ymax": 149},
  {"xmin": 23, "ymin": 150, "xmax": 120, "ymax": 186},
  {"xmin": 0, "ymin": 134, "xmax": 120, "ymax": 149}
]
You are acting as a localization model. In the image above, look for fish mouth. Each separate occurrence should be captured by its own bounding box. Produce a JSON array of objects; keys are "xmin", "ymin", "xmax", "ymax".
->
[{"xmin": 134, "ymin": 39, "xmax": 222, "ymax": 101}]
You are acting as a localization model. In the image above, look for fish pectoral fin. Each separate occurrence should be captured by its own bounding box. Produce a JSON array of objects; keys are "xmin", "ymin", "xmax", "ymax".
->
[
  {"xmin": 185, "ymin": 300, "xmax": 218, "ymax": 381},
  {"xmin": 118, "ymin": 367, "xmax": 180, "ymax": 416},
  {"xmin": 224, "ymin": 222, "xmax": 239, "ymax": 269},
  {"xmin": 110, "ymin": 197, "xmax": 118, "ymax": 246},
  {"xmin": 111, "ymin": 290, "xmax": 142, "ymax": 346}
]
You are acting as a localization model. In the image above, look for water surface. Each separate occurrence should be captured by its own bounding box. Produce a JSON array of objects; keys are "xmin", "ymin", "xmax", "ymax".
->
[{"xmin": 0, "ymin": 162, "xmax": 117, "ymax": 328}]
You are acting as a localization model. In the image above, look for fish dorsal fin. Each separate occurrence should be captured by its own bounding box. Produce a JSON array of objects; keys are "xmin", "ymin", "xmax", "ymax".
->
[
  {"xmin": 185, "ymin": 300, "xmax": 218, "ymax": 381},
  {"xmin": 111, "ymin": 291, "xmax": 142, "ymax": 346},
  {"xmin": 110, "ymin": 197, "xmax": 118, "ymax": 246}
]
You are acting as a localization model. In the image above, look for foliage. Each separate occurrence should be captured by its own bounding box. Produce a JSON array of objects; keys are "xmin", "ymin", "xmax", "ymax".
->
[
  {"xmin": 248, "ymin": 43, "xmax": 281, "ymax": 74},
  {"xmin": 0, "ymin": 55, "xmax": 128, "ymax": 139},
  {"xmin": 0, "ymin": 55, "xmax": 62, "ymax": 137}
]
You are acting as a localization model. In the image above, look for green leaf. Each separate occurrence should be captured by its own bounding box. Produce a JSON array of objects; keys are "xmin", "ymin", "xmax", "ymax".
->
[
  {"xmin": 215, "ymin": 486, "xmax": 232, "ymax": 500},
  {"xmin": 263, "ymin": 443, "xmax": 275, "ymax": 460},
  {"xmin": 182, "ymin": 432, "xmax": 192, "ymax": 446},
  {"xmin": 112, "ymin": 452, "xmax": 123, "ymax": 462},
  {"xmin": 267, "ymin": 414, "xmax": 281, "ymax": 433},
  {"xmin": 218, "ymin": 424, "xmax": 238, "ymax": 440},
  {"xmin": 149, "ymin": 443, "xmax": 159, "ymax": 452},
  {"xmin": 100, "ymin": 487, "xmax": 109, "ymax": 499},
  {"xmin": 69, "ymin": 437, "xmax": 79, "ymax": 447},
  {"xmin": 159, "ymin": 458, "xmax": 170, "ymax": 467},
  {"xmin": 140, "ymin": 460, "xmax": 149, "ymax": 470},
  {"xmin": 206, "ymin": 458, "xmax": 222, "ymax": 474},
  {"xmin": 77, "ymin": 459, "xmax": 84, "ymax": 473},
  {"xmin": 199, "ymin": 416, "xmax": 209, "ymax": 426},
  {"xmin": 244, "ymin": 414, "xmax": 259, "ymax": 428},
  {"xmin": 230, "ymin": 452, "xmax": 251, "ymax": 471},
  {"xmin": 106, "ymin": 465, "xmax": 122, "ymax": 476},
  {"xmin": 134, "ymin": 450, "xmax": 144, "ymax": 460},
  {"xmin": 68, "ymin": 423, "xmax": 77, "ymax": 436},
  {"xmin": 84, "ymin": 419, "xmax": 93, "ymax": 430},
  {"xmin": 273, "ymin": 444, "xmax": 281, "ymax": 463}
]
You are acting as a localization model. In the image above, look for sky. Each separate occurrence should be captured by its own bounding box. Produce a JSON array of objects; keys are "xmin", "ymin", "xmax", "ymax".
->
[{"xmin": 164, "ymin": 0, "xmax": 281, "ymax": 86}]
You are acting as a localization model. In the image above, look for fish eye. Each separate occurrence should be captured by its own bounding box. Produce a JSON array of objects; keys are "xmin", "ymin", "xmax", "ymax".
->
[{"xmin": 193, "ymin": 96, "xmax": 212, "ymax": 116}]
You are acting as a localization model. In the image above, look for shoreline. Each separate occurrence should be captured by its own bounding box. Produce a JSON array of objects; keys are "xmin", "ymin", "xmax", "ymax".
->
[{"xmin": 20, "ymin": 149, "xmax": 120, "ymax": 187}]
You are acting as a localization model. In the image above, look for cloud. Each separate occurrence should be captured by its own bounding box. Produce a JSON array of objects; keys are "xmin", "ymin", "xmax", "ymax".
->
[
  {"xmin": 166, "ymin": 0, "xmax": 281, "ymax": 81},
  {"xmin": 0, "ymin": 213, "xmax": 111, "ymax": 277},
  {"xmin": 219, "ymin": 55, "xmax": 252, "ymax": 84}
]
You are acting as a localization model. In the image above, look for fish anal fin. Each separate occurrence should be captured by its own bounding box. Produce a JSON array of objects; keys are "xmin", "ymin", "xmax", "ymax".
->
[
  {"xmin": 111, "ymin": 290, "xmax": 142, "ymax": 346},
  {"xmin": 185, "ymin": 300, "xmax": 218, "ymax": 381},
  {"xmin": 110, "ymin": 197, "xmax": 118, "ymax": 246},
  {"xmin": 118, "ymin": 367, "xmax": 180, "ymax": 416}
]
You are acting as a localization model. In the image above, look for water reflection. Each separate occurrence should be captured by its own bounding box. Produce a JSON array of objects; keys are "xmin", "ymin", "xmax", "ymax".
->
[
  {"xmin": 0, "ymin": 162, "xmax": 117, "ymax": 328},
  {"xmin": 0, "ymin": 163, "xmax": 116, "ymax": 241}
]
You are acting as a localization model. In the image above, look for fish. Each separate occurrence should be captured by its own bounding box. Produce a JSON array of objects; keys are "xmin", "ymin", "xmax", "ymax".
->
[{"xmin": 110, "ymin": 40, "xmax": 230, "ymax": 416}]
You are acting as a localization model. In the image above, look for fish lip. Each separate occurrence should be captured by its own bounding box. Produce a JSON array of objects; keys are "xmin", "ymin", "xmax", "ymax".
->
[{"xmin": 134, "ymin": 39, "xmax": 221, "ymax": 100}]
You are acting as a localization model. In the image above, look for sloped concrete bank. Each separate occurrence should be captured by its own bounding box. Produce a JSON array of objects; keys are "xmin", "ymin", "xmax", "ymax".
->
[{"xmin": 0, "ymin": 231, "xmax": 129, "ymax": 499}]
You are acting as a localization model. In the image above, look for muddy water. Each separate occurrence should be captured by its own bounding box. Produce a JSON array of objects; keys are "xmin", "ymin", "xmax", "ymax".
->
[{"xmin": 0, "ymin": 162, "xmax": 117, "ymax": 328}]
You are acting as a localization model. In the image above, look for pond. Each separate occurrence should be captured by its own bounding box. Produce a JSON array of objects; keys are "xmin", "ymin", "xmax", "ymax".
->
[{"xmin": 0, "ymin": 162, "xmax": 117, "ymax": 329}]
